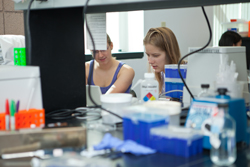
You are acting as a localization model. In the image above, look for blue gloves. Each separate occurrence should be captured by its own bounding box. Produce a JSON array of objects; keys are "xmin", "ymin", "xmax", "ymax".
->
[{"xmin": 94, "ymin": 133, "xmax": 156, "ymax": 156}]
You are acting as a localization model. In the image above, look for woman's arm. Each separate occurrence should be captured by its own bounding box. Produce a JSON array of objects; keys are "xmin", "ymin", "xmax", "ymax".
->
[
  {"xmin": 85, "ymin": 62, "xmax": 90, "ymax": 85},
  {"xmin": 105, "ymin": 64, "xmax": 135, "ymax": 94}
]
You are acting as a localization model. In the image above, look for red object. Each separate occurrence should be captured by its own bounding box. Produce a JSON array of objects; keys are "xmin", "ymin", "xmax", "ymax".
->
[
  {"xmin": 15, "ymin": 109, "xmax": 45, "ymax": 129},
  {"xmin": 248, "ymin": 21, "xmax": 250, "ymax": 37},
  {"xmin": 0, "ymin": 113, "xmax": 6, "ymax": 130},
  {"xmin": 0, "ymin": 109, "xmax": 45, "ymax": 131},
  {"xmin": 230, "ymin": 19, "xmax": 237, "ymax": 22},
  {"xmin": 5, "ymin": 99, "xmax": 9, "ymax": 116}
]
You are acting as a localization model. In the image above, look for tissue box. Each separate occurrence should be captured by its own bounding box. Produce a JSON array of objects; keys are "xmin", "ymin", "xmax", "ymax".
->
[
  {"xmin": 123, "ymin": 112, "xmax": 169, "ymax": 147},
  {"xmin": 165, "ymin": 64, "xmax": 187, "ymax": 100},
  {"xmin": 150, "ymin": 126, "xmax": 203, "ymax": 157}
]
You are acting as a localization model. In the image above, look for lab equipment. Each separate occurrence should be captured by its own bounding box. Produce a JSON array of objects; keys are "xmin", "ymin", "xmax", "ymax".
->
[
  {"xmin": 141, "ymin": 73, "xmax": 159, "ymax": 102},
  {"xmin": 197, "ymin": 84, "xmax": 212, "ymax": 97},
  {"xmin": 186, "ymin": 88, "xmax": 247, "ymax": 149},
  {"xmin": 1, "ymin": 150, "xmax": 46, "ymax": 160},
  {"xmin": 15, "ymin": 109, "xmax": 45, "ymax": 129},
  {"xmin": 0, "ymin": 66, "xmax": 43, "ymax": 113},
  {"xmin": 150, "ymin": 125, "xmax": 203, "ymax": 157},
  {"xmin": 86, "ymin": 85, "xmax": 102, "ymax": 107},
  {"xmin": 101, "ymin": 93, "xmax": 132, "ymax": 125},
  {"xmin": 183, "ymin": 46, "xmax": 249, "ymax": 106},
  {"xmin": 210, "ymin": 103, "xmax": 236, "ymax": 166},
  {"xmin": 215, "ymin": 55, "xmax": 245, "ymax": 98},
  {"xmin": 143, "ymin": 101, "xmax": 181, "ymax": 126},
  {"xmin": 122, "ymin": 106, "xmax": 169, "ymax": 147},
  {"xmin": 164, "ymin": 64, "xmax": 187, "ymax": 100}
]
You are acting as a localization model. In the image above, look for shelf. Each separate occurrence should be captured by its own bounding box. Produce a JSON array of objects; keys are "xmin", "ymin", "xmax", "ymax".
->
[{"xmin": 15, "ymin": 0, "xmax": 250, "ymax": 12}]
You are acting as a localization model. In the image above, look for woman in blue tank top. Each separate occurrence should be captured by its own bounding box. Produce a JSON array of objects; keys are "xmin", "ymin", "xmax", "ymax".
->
[{"xmin": 85, "ymin": 34, "xmax": 135, "ymax": 94}]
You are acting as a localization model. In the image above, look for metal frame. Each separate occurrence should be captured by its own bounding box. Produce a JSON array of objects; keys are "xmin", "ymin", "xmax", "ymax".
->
[{"xmin": 15, "ymin": 0, "xmax": 250, "ymax": 12}]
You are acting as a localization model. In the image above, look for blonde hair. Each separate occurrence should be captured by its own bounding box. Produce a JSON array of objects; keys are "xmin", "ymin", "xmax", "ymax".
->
[
  {"xmin": 143, "ymin": 27, "xmax": 182, "ymax": 93},
  {"xmin": 107, "ymin": 34, "xmax": 112, "ymax": 45}
]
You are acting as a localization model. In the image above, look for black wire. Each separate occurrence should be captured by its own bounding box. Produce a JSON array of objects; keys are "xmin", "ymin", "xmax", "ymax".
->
[
  {"xmin": 45, "ymin": 108, "xmax": 101, "ymax": 120},
  {"xmin": 83, "ymin": 0, "xmax": 98, "ymax": 107},
  {"xmin": 83, "ymin": 0, "xmax": 123, "ymax": 120},
  {"xmin": 177, "ymin": 6, "xmax": 212, "ymax": 100},
  {"xmin": 26, "ymin": 0, "xmax": 35, "ymax": 65}
]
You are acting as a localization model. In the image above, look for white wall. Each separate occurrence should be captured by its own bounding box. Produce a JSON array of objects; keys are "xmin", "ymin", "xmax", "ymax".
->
[{"xmin": 123, "ymin": 6, "xmax": 213, "ymax": 97}]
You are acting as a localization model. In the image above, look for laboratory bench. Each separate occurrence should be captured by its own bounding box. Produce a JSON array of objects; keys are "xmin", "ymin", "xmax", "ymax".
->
[
  {"xmin": 1, "ymin": 117, "xmax": 250, "ymax": 167},
  {"xmin": 10, "ymin": 1, "xmax": 250, "ymax": 166}
]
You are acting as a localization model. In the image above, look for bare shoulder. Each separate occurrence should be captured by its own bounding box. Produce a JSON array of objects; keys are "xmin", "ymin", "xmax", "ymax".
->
[
  {"xmin": 85, "ymin": 61, "xmax": 90, "ymax": 67},
  {"xmin": 85, "ymin": 61, "xmax": 91, "ymax": 79},
  {"xmin": 85, "ymin": 61, "xmax": 90, "ymax": 71},
  {"xmin": 120, "ymin": 63, "xmax": 135, "ymax": 77}
]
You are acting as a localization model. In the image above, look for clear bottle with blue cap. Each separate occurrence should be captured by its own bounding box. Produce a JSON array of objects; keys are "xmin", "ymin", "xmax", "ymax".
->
[{"xmin": 210, "ymin": 89, "xmax": 236, "ymax": 166}]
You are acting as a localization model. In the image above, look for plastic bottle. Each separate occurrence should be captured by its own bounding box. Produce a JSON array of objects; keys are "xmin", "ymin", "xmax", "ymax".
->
[
  {"xmin": 197, "ymin": 84, "xmax": 211, "ymax": 97},
  {"xmin": 140, "ymin": 73, "xmax": 159, "ymax": 103},
  {"xmin": 210, "ymin": 102, "xmax": 236, "ymax": 166}
]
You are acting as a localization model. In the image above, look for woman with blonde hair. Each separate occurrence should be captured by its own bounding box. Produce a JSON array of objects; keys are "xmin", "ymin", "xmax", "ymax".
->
[
  {"xmin": 85, "ymin": 34, "xmax": 135, "ymax": 94},
  {"xmin": 143, "ymin": 27, "xmax": 182, "ymax": 94}
]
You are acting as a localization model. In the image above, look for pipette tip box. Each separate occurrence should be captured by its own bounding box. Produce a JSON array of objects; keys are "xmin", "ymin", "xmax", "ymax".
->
[
  {"xmin": 150, "ymin": 125, "xmax": 203, "ymax": 157},
  {"xmin": 123, "ymin": 112, "xmax": 169, "ymax": 147}
]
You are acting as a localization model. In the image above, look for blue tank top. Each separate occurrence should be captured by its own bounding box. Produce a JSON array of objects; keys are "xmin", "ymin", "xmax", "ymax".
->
[{"xmin": 88, "ymin": 60, "xmax": 132, "ymax": 94}]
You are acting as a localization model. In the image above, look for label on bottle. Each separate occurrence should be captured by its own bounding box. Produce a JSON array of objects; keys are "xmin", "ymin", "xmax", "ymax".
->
[
  {"xmin": 141, "ymin": 85, "xmax": 158, "ymax": 102},
  {"xmin": 211, "ymin": 118, "xmax": 224, "ymax": 134},
  {"xmin": 209, "ymin": 117, "xmax": 224, "ymax": 149}
]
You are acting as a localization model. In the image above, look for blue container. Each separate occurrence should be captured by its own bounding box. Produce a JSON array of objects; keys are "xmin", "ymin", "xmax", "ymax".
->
[
  {"xmin": 123, "ymin": 112, "xmax": 169, "ymax": 147},
  {"xmin": 164, "ymin": 64, "xmax": 187, "ymax": 100},
  {"xmin": 150, "ymin": 125, "xmax": 203, "ymax": 157}
]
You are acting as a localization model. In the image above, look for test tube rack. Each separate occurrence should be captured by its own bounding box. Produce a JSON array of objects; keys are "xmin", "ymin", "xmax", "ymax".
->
[
  {"xmin": 14, "ymin": 48, "xmax": 26, "ymax": 66},
  {"xmin": 0, "ymin": 109, "xmax": 45, "ymax": 130}
]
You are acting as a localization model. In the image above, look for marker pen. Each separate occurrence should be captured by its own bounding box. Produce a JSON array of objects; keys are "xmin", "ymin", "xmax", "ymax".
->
[
  {"xmin": 5, "ymin": 99, "xmax": 10, "ymax": 131},
  {"xmin": 10, "ymin": 100, "xmax": 16, "ymax": 131},
  {"xmin": 16, "ymin": 100, "xmax": 20, "ymax": 113}
]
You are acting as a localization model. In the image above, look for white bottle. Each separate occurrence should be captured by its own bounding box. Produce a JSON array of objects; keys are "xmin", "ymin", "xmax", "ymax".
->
[{"xmin": 140, "ymin": 73, "xmax": 159, "ymax": 102}]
